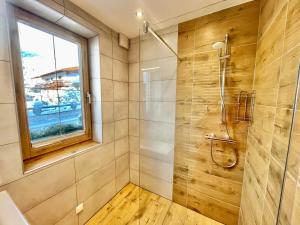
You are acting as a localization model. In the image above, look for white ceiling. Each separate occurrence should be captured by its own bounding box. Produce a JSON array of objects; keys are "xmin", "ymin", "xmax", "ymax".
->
[{"xmin": 69, "ymin": 0, "xmax": 253, "ymax": 38}]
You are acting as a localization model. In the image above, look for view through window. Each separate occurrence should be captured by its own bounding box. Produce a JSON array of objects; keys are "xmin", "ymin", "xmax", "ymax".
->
[{"xmin": 18, "ymin": 22, "xmax": 84, "ymax": 142}]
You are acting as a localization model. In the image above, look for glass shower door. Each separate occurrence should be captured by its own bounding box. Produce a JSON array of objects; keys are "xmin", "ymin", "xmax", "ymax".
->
[
  {"xmin": 137, "ymin": 25, "xmax": 186, "ymax": 224},
  {"xmin": 276, "ymin": 65, "xmax": 300, "ymax": 225}
]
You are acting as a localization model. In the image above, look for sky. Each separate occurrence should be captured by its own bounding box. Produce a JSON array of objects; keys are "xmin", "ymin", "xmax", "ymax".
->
[{"xmin": 18, "ymin": 22, "xmax": 80, "ymax": 79}]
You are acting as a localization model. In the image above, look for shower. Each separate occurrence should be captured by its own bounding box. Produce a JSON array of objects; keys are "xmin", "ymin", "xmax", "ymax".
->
[
  {"xmin": 212, "ymin": 34, "xmax": 229, "ymax": 126},
  {"xmin": 206, "ymin": 34, "xmax": 238, "ymax": 169}
]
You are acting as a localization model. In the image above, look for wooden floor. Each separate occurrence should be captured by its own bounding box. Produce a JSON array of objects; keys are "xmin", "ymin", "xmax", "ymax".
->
[{"xmin": 86, "ymin": 183, "xmax": 223, "ymax": 225}]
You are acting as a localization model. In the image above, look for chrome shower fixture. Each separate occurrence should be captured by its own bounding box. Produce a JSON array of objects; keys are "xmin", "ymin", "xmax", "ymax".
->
[
  {"xmin": 206, "ymin": 34, "xmax": 238, "ymax": 169},
  {"xmin": 212, "ymin": 34, "xmax": 230, "ymax": 60},
  {"xmin": 142, "ymin": 21, "xmax": 181, "ymax": 61},
  {"xmin": 212, "ymin": 41, "xmax": 225, "ymax": 50},
  {"xmin": 143, "ymin": 21, "xmax": 149, "ymax": 34},
  {"xmin": 213, "ymin": 34, "xmax": 230, "ymax": 124}
]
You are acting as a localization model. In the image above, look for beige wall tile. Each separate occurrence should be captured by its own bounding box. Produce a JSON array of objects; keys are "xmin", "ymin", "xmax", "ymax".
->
[
  {"xmin": 113, "ymin": 59, "xmax": 128, "ymax": 82},
  {"xmin": 129, "ymin": 119, "xmax": 139, "ymax": 137},
  {"xmin": 0, "ymin": 143, "xmax": 23, "ymax": 186},
  {"xmin": 101, "ymin": 101, "xmax": 114, "ymax": 123},
  {"xmin": 114, "ymin": 119, "xmax": 128, "ymax": 140},
  {"xmin": 130, "ymin": 152, "xmax": 139, "ymax": 170},
  {"xmin": 78, "ymin": 180, "xmax": 116, "ymax": 225},
  {"xmin": 102, "ymin": 122, "xmax": 114, "ymax": 144},
  {"xmin": 140, "ymin": 32, "xmax": 177, "ymax": 61},
  {"xmin": 116, "ymin": 168, "xmax": 129, "ymax": 192},
  {"xmin": 76, "ymin": 161, "xmax": 115, "ymax": 203},
  {"xmin": 55, "ymin": 210, "xmax": 78, "ymax": 225},
  {"xmin": 128, "ymin": 41, "xmax": 139, "ymax": 63},
  {"xmin": 130, "ymin": 168, "xmax": 139, "ymax": 185},
  {"xmin": 129, "ymin": 136, "xmax": 139, "ymax": 153},
  {"xmin": 100, "ymin": 54, "xmax": 112, "ymax": 79},
  {"xmin": 75, "ymin": 143, "xmax": 114, "ymax": 181},
  {"xmin": 129, "ymin": 83, "xmax": 139, "ymax": 101},
  {"xmin": 3, "ymin": 159, "xmax": 75, "ymax": 212},
  {"xmin": 140, "ymin": 156, "xmax": 173, "ymax": 182},
  {"xmin": 101, "ymin": 79, "xmax": 113, "ymax": 101},
  {"xmin": 0, "ymin": 61, "xmax": 15, "ymax": 103},
  {"xmin": 99, "ymin": 31, "xmax": 112, "ymax": 57},
  {"xmin": 0, "ymin": 104, "xmax": 19, "ymax": 145},
  {"xmin": 129, "ymin": 63, "xmax": 139, "ymax": 82},
  {"xmin": 25, "ymin": 185, "xmax": 77, "ymax": 225},
  {"xmin": 113, "ymin": 81, "xmax": 128, "ymax": 101},
  {"xmin": 114, "ymin": 101, "xmax": 128, "ymax": 121},
  {"xmin": 115, "ymin": 136, "xmax": 129, "ymax": 158},
  {"xmin": 129, "ymin": 101, "xmax": 139, "ymax": 119},
  {"xmin": 140, "ymin": 172, "xmax": 173, "ymax": 200},
  {"xmin": 140, "ymin": 138, "xmax": 174, "ymax": 163},
  {"xmin": 112, "ymin": 32, "xmax": 128, "ymax": 63},
  {"xmin": 116, "ymin": 153, "xmax": 129, "ymax": 176},
  {"xmin": 140, "ymin": 57, "xmax": 177, "ymax": 81},
  {"xmin": 140, "ymin": 80, "xmax": 176, "ymax": 101},
  {"xmin": 140, "ymin": 101, "xmax": 176, "ymax": 123},
  {"xmin": 140, "ymin": 120, "xmax": 174, "ymax": 143}
]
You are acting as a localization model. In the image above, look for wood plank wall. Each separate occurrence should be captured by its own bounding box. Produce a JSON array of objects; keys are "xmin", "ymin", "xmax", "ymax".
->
[
  {"xmin": 239, "ymin": 0, "xmax": 300, "ymax": 225},
  {"xmin": 173, "ymin": 1, "xmax": 260, "ymax": 225}
]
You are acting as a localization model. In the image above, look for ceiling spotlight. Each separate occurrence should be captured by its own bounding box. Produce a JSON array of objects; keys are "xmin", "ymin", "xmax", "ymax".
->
[{"xmin": 136, "ymin": 10, "xmax": 143, "ymax": 19}]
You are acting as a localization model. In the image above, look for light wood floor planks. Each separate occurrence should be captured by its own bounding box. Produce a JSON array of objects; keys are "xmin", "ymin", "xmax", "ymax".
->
[{"xmin": 86, "ymin": 183, "xmax": 223, "ymax": 225}]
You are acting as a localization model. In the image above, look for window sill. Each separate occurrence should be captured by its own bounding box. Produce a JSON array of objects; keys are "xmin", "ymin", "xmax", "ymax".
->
[{"xmin": 23, "ymin": 140, "xmax": 101, "ymax": 175}]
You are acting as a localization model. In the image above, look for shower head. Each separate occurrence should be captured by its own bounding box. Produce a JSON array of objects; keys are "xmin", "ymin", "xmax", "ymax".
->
[
  {"xmin": 212, "ymin": 41, "xmax": 225, "ymax": 50},
  {"xmin": 143, "ymin": 21, "xmax": 149, "ymax": 34}
]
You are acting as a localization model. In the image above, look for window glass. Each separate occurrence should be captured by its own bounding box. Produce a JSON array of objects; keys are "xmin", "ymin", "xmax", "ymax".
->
[{"xmin": 18, "ymin": 22, "xmax": 84, "ymax": 142}]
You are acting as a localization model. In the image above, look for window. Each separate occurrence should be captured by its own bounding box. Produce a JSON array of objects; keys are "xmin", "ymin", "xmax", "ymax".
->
[{"xmin": 9, "ymin": 7, "xmax": 91, "ymax": 160}]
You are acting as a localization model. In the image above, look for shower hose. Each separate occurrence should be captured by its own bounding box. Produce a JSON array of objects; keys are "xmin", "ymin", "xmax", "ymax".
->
[{"xmin": 209, "ymin": 56, "xmax": 238, "ymax": 169}]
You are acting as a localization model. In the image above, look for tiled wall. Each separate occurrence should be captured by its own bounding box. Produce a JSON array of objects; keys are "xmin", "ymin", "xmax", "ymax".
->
[
  {"xmin": 239, "ymin": 0, "xmax": 300, "ymax": 225},
  {"xmin": 128, "ymin": 26, "xmax": 178, "ymax": 200},
  {"xmin": 0, "ymin": 0, "xmax": 129, "ymax": 224},
  {"xmin": 174, "ymin": 1, "xmax": 259, "ymax": 225}
]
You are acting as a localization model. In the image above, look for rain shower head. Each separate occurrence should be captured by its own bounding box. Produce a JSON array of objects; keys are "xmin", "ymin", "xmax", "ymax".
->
[{"xmin": 212, "ymin": 41, "xmax": 225, "ymax": 50}]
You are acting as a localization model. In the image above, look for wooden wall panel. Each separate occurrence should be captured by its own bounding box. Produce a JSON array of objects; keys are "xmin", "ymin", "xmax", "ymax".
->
[
  {"xmin": 174, "ymin": 1, "xmax": 260, "ymax": 225},
  {"xmin": 240, "ymin": 0, "xmax": 300, "ymax": 225}
]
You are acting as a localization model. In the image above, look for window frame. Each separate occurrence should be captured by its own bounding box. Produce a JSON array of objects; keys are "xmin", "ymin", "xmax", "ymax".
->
[{"xmin": 8, "ymin": 6, "xmax": 92, "ymax": 160}]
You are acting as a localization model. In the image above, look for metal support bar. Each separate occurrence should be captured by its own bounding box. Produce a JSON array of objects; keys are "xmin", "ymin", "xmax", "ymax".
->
[{"xmin": 145, "ymin": 22, "xmax": 181, "ymax": 61}]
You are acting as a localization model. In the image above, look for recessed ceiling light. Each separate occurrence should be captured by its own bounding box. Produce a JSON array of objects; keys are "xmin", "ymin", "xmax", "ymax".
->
[{"xmin": 136, "ymin": 10, "xmax": 143, "ymax": 19}]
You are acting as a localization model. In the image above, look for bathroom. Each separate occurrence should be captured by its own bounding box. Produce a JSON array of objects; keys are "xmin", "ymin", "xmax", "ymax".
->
[{"xmin": 0, "ymin": 0, "xmax": 299, "ymax": 224}]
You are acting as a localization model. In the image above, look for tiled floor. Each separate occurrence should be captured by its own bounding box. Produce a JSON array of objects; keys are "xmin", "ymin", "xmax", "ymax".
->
[{"xmin": 86, "ymin": 183, "xmax": 223, "ymax": 225}]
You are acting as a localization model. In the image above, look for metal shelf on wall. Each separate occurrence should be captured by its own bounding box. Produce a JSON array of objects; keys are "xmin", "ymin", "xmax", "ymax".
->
[{"xmin": 235, "ymin": 90, "xmax": 255, "ymax": 123}]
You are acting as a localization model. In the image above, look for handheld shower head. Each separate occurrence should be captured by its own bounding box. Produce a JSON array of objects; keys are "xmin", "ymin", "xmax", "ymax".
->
[{"xmin": 212, "ymin": 41, "xmax": 225, "ymax": 50}]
